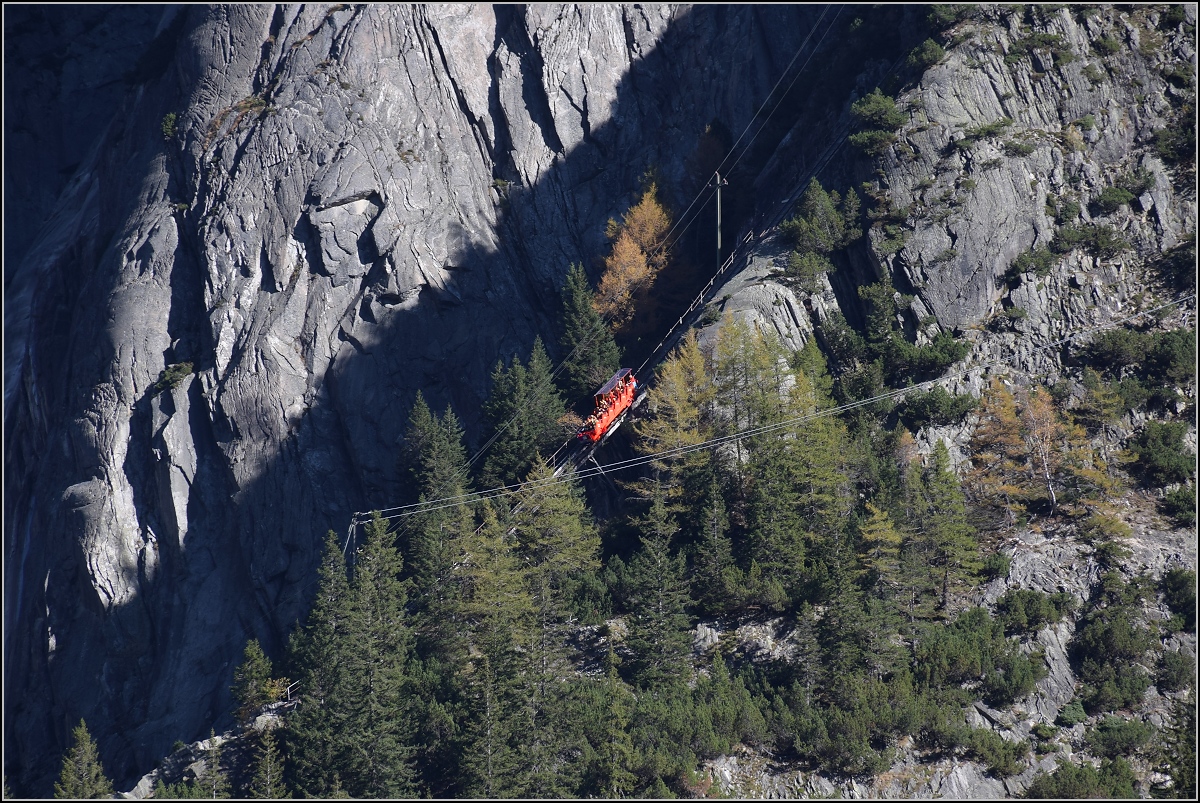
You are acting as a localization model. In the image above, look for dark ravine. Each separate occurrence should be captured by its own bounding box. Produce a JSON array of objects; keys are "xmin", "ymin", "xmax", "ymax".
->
[{"xmin": 3, "ymin": 3, "xmax": 1194, "ymax": 797}]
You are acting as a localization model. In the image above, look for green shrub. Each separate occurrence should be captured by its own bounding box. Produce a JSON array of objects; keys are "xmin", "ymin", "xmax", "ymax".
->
[
  {"xmin": 1084, "ymin": 328, "xmax": 1152, "ymax": 369},
  {"xmin": 898, "ymin": 385, "xmax": 978, "ymax": 429},
  {"xmin": 1154, "ymin": 99, "xmax": 1195, "ymax": 165},
  {"xmin": 1092, "ymin": 36, "xmax": 1122, "ymax": 56},
  {"xmin": 1008, "ymin": 246, "xmax": 1056, "ymax": 281},
  {"xmin": 1094, "ymin": 540, "xmax": 1132, "ymax": 569},
  {"xmin": 1161, "ymin": 568, "xmax": 1197, "ymax": 633},
  {"xmin": 1082, "ymin": 63, "xmax": 1105, "ymax": 85},
  {"xmin": 1131, "ymin": 422, "xmax": 1194, "ymax": 486},
  {"xmin": 1051, "ymin": 223, "xmax": 1129, "ymax": 258},
  {"xmin": 1056, "ymin": 698, "xmax": 1086, "ymax": 727},
  {"xmin": 1160, "ymin": 5, "xmax": 1188, "ymax": 29},
  {"xmin": 1031, "ymin": 722, "xmax": 1058, "ymax": 740},
  {"xmin": 964, "ymin": 117, "xmax": 1014, "ymax": 140},
  {"xmin": 154, "ymin": 362, "xmax": 194, "ymax": 393},
  {"xmin": 849, "ymin": 129, "xmax": 898, "ymax": 156},
  {"xmin": 984, "ymin": 647, "xmax": 1048, "ymax": 706},
  {"xmin": 782, "ymin": 250, "xmax": 836, "ymax": 294},
  {"xmin": 1146, "ymin": 328, "xmax": 1196, "ymax": 386},
  {"xmin": 1071, "ymin": 603, "xmax": 1156, "ymax": 713},
  {"xmin": 966, "ymin": 728, "xmax": 1029, "ymax": 777},
  {"xmin": 1092, "ymin": 185, "xmax": 1135, "ymax": 214},
  {"xmin": 908, "ymin": 38, "xmax": 946, "ymax": 71},
  {"xmin": 1116, "ymin": 167, "xmax": 1155, "ymax": 197},
  {"xmin": 1077, "ymin": 512, "xmax": 1133, "ymax": 543},
  {"xmin": 1004, "ymin": 139, "xmax": 1036, "ymax": 156},
  {"xmin": 850, "ymin": 89, "xmax": 907, "ymax": 131},
  {"xmin": 1085, "ymin": 716, "xmax": 1153, "ymax": 758},
  {"xmin": 1157, "ymin": 650, "xmax": 1195, "ymax": 692},
  {"xmin": 1053, "ymin": 197, "xmax": 1081, "ymax": 224},
  {"xmin": 1023, "ymin": 757, "xmax": 1137, "ymax": 798},
  {"xmin": 996, "ymin": 589, "xmax": 1076, "ymax": 634},
  {"xmin": 982, "ymin": 553, "xmax": 1012, "ymax": 581},
  {"xmin": 161, "ymin": 112, "xmax": 177, "ymax": 141},
  {"xmin": 1160, "ymin": 487, "xmax": 1197, "ymax": 528},
  {"xmin": 928, "ymin": 5, "xmax": 979, "ymax": 29}
]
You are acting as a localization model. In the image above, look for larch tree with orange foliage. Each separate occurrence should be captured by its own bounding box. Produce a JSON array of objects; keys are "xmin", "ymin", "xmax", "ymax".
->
[{"xmin": 594, "ymin": 183, "xmax": 671, "ymax": 328}]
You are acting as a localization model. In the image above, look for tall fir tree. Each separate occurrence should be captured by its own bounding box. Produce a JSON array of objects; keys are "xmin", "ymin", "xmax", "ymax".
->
[
  {"xmin": 247, "ymin": 727, "xmax": 286, "ymax": 799},
  {"xmin": 917, "ymin": 441, "xmax": 980, "ymax": 611},
  {"xmin": 593, "ymin": 647, "xmax": 637, "ymax": 798},
  {"xmin": 285, "ymin": 530, "xmax": 353, "ymax": 798},
  {"xmin": 340, "ymin": 512, "xmax": 419, "ymax": 798},
  {"xmin": 459, "ymin": 504, "xmax": 537, "ymax": 797},
  {"xmin": 479, "ymin": 338, "xmax": 568, "ymax": 489},
  {"xmin": 53, "ymin": 720, "xmax": 113, "ymax": 799},
  {"xmin": 692, "ymin": 485, "xmax": 742, "ymax": 615},
  {"xmin": 625, "ymin": 485, "xmax": 693, "ymax": 687},
  {"xmin": 231, "ymin": 638, "xmax": 275, "ymax": 723},
  {"xmin": 199, "ymin": 729, "xmax": 231, "ymax": 799},
  {"xmin": 558, "ymin": 262, "xmax": 622, "ymax": 404},
  {"xmin": 511, "ymin": 458, "xmax": 600, "ymax": 797}
]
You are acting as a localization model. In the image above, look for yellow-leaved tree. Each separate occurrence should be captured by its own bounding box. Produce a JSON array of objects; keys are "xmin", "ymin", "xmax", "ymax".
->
[{"xmin": 594, "ymin": 183, "xmax": 671, "ymax": 328}]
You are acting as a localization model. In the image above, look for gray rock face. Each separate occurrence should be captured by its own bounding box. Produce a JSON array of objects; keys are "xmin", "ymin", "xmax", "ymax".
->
[{"xmin": 4, "ymin": 3, "xmax": 845, "ymax": 793}]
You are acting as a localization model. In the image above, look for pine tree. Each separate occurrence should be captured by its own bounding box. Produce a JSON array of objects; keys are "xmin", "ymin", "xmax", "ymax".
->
[
  {"xmin": 479, "ymin": 339, "xmax": 567, "ymax": 489},
  {"xmin": 692, "ymin": 486, "xmax": 742, "ymax": 614},
  {"xmin": 513, "ymin": 457, "xmax": 600, "ymax": 692},
  {"xmin": 511, "ymin": 458, "xmax": 600, "ymax": 796},
  {"xmin": 920, "ymin": 441, "xmax": 980, "ymax": 611},
  {"xmin": 857, "ymin": 502, "xmax": 902, "ymax": 597},
  {"xmin": 459, "ymin": 505, "xmax": 536, "ymax": 797},
  {"xmin": 525, "ymin": 336, "xmax": 568, "ymax": 454},
  {"xmin": 594, "ymin": 647, "xmax": 637, "ymax": 798},
  {"xmin": 285, "ymin": 530, "xmax": 352, "ymax": 797},
  {"xmin": 53, "ymin": 719, "xmax": 113, "ymax": 799},
  {"xmin": 340, "ymin": 512, "xmax": 418, "ymax": 797},
  {"xmin": 247, "ymin": 727, "xmax": 286, "ymax": 799},
  {"xmin": 400, "ymin": 390, "xmax": 440, "ymax": 503},
  {"xmin": 625, "ymin": 485, "xmax": 693, "ymax": 687},
  {"xmin": 559, "ymin": 263, "xmax": 622, "ymax": 404},
  {"xmin": 200, "ymin": 730, "xmax": 231, "ymax": 799},
  {"xmin": 231, "ymin": 638, "xmax": 275, "ymax": 722}
]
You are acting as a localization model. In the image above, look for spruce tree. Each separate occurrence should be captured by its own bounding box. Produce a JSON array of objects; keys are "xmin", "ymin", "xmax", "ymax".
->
[
  {"xmin": 594, "ymin": 647, "xmax": 637, "ymax": 798},
  {"xmin": 479, "ymin": 339, "xmax": 567, "ymax": 489},
  {"xmin": 340, "ymin": 512, "xmax": 418, "ymax": 797},
  {"xmin": 693, "ymin": 486, "xmax": 742, "ymax": 614},
  {"xmin": 920, "ymin": 441, "xmax": 980, "ymax": 611},
  {"xmin": 625, "ymin": 485, "xmax": 693, "ymax": 687},
  {"xmin": 202, "ymin": 730, "xmax": 231, "ymax": 798},
  {"xmin": 285, "ymin": 530, "xmax": 352, "ymax": 797},
  {"xmin": 53, "ymin": 719, "xmax": 113, "ymax": 799},
  {"xmin": 559, "ymin": 263, "xmax": 621, "ymax": 404},
  {"xmin": 459, "ymin": 504, "xmax": 536, "ymax": 797},
  {"xmin": 511, "ymin": 458, "xmax": 600, "ymax": 796},
  {"xmin": 231, "ymin": 638, "xmax": 274, "ymax": 722},
  {"xmin": 247, "ymin": 727, "xmax": 286, "ymax": 799}
]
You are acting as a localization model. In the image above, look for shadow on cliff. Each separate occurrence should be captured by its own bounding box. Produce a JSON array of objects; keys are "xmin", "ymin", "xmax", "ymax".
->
[{"xmin": 5, "ymin": 3, "xmax": 937, "ymax": 794}]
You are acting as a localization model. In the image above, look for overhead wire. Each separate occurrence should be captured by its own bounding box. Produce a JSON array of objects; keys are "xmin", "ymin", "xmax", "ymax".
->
[
  {"xmin": 354, "ymin": 7, "xmax": 847, "ymax": 530},
  {"xmin": 372, "ymin": 291, "xmax": 1196, "ymax": 522}
]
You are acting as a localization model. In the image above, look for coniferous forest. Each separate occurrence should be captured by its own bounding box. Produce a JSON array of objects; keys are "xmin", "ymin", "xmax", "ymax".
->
[{"xmin": 42, "ymin": 163, "xmax": 1195, "ymax": 799}]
